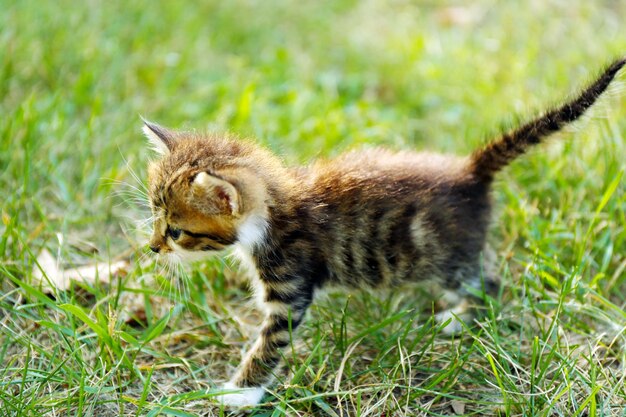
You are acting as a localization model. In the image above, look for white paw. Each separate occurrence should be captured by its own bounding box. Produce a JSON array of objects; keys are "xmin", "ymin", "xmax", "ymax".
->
[
  {"xmin": 434, "ymin": 296, "xmax": 472, "ymax": 335},
  {"xmin": 215, "ymin": 382, "xmax": 265, "ymax": 407},
  {"xmin": 434, "ymin": 310, "xmax": 466, "ymax": 335}
]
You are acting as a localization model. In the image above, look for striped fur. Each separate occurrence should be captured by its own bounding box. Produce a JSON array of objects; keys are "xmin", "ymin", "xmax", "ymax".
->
[{"xmin": 144, "ymin": 58, "xmax": 624, "ymax": 406}]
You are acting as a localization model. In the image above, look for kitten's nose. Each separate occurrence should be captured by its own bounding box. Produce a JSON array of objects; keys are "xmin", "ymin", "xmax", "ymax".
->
[{"xmin": 149, "ymin": 245, "xmax": 160, "ymax": 253}]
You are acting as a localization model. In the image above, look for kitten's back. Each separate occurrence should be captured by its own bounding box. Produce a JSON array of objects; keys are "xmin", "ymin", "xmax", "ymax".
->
[{"xmin": 291, "ymin": 148, "xmax": 490, "ymax": 290}]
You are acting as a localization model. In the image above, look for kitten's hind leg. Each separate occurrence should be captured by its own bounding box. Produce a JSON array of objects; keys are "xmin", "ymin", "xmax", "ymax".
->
[
  {"xmin": 435, "ymin": 251, "xmax": 499, "ymax": 335},
  {"xmin": 216, "ymin": 285, "xmax": 313, "ymax": 407},
  {"xmin": 434, "ymin": 290, "xmax": 474, "ymax": 335}
]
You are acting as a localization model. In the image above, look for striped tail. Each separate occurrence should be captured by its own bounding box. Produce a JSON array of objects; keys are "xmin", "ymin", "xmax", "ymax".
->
[{"xmin": 470, "ymin": 58, "xmax": 625, "ymax": 181}]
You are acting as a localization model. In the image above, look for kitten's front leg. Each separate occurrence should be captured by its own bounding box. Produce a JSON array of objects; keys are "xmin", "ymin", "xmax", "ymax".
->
[{"xmin": 217, "ymin": 287, "xmax": 312, "ymax": 407}]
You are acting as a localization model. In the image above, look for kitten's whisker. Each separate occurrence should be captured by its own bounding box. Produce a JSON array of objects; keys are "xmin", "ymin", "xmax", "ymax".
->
[
  {"xmin": 176, "ymin": 258, "xmax": 190, "ymax": 301},
  {"xmin": 159, "ymin": 258, "xmax": 171, "ymax": 298},
  {"xmin": 134, "ymin": 217, "xmax": 157, "ymax": 229},
  {"xmin": 137, "ymin": 252, "xmax": 153, "ymax": 270},
  {"xmin": 118, "ymin": 196, "xmax": 151, "ymax": 209},
  {"xmin": 106, "ymin": 181, "xmax": 149, "ymax": 199},
  {"xmin": 108, "ymin": 190, "xmax": 147, "ymax": 203},
  {"xmin": 105, "ymin": 184, "xmax": 150, "ymax": 210},
  {"xmin": 164, "ymin": 257, "xmax": 174, "ymax": 300},
  {"xmin": 118, "ymin": 150, "xmax": 150, "ymax": 194}
]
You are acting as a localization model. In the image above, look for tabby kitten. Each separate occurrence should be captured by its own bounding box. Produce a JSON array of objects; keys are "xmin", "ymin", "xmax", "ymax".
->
[{"xmin": 144, "ymin": 58, "xmax": 625, "ymax": 407}]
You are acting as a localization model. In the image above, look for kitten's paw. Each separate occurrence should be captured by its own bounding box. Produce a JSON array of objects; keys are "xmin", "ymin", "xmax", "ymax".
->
[
  {"xmin": 434, "ymin": 294, "xmax": 473, "ymax": 335},
  {"xmin": 434, "ymin": 309, "xmax": 467, "ymax": 335},
  {"xmin": 215, "ymin": 382, "xmax": 265, "ymax": 407}
]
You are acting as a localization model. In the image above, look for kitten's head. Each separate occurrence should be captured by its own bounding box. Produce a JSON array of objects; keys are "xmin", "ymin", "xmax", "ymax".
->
[{"xmin": 143, "ymin": 120, "xmax": 269, "ymax": 260}]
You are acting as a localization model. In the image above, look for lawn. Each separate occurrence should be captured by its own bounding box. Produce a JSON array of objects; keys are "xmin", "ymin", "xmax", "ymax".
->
[{"xmin": 1, "ymin": 0, "xmax": 626, "ymax": 415}]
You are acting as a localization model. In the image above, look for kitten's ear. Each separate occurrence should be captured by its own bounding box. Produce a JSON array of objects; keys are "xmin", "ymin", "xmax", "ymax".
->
[
  {"xmin": 142, "ymin": 119, "xmax": 175, "ymax": 155},
  {"xmin": 191, "ymin": 172, "xmax": 240, "ymax": 215}
]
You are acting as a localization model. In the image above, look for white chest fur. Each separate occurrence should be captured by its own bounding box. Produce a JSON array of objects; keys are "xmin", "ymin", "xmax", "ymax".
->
[
  {"xmin": 231, "ymin": 213, "xmax": 269, "ymax": 310},
  {"xmin": 236, "ymin": 213, "xmax": 269, "ymax": 251}
]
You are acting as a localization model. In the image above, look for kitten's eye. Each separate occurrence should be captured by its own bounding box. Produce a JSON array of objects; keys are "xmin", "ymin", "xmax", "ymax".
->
[{"xmin": 169, "ymin": 227, "xmax": 182, "ymax": 240}]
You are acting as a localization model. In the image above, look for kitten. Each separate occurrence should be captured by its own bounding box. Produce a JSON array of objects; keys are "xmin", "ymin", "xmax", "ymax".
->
[{"xmin": 143, "ymin": 58, "xmax": 625, "ymax": 407}]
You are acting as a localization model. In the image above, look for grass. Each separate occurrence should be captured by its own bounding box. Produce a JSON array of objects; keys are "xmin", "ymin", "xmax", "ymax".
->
[{"xmin": 1, "ymin": 0, "xmax": 626, "ymax": 415}]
